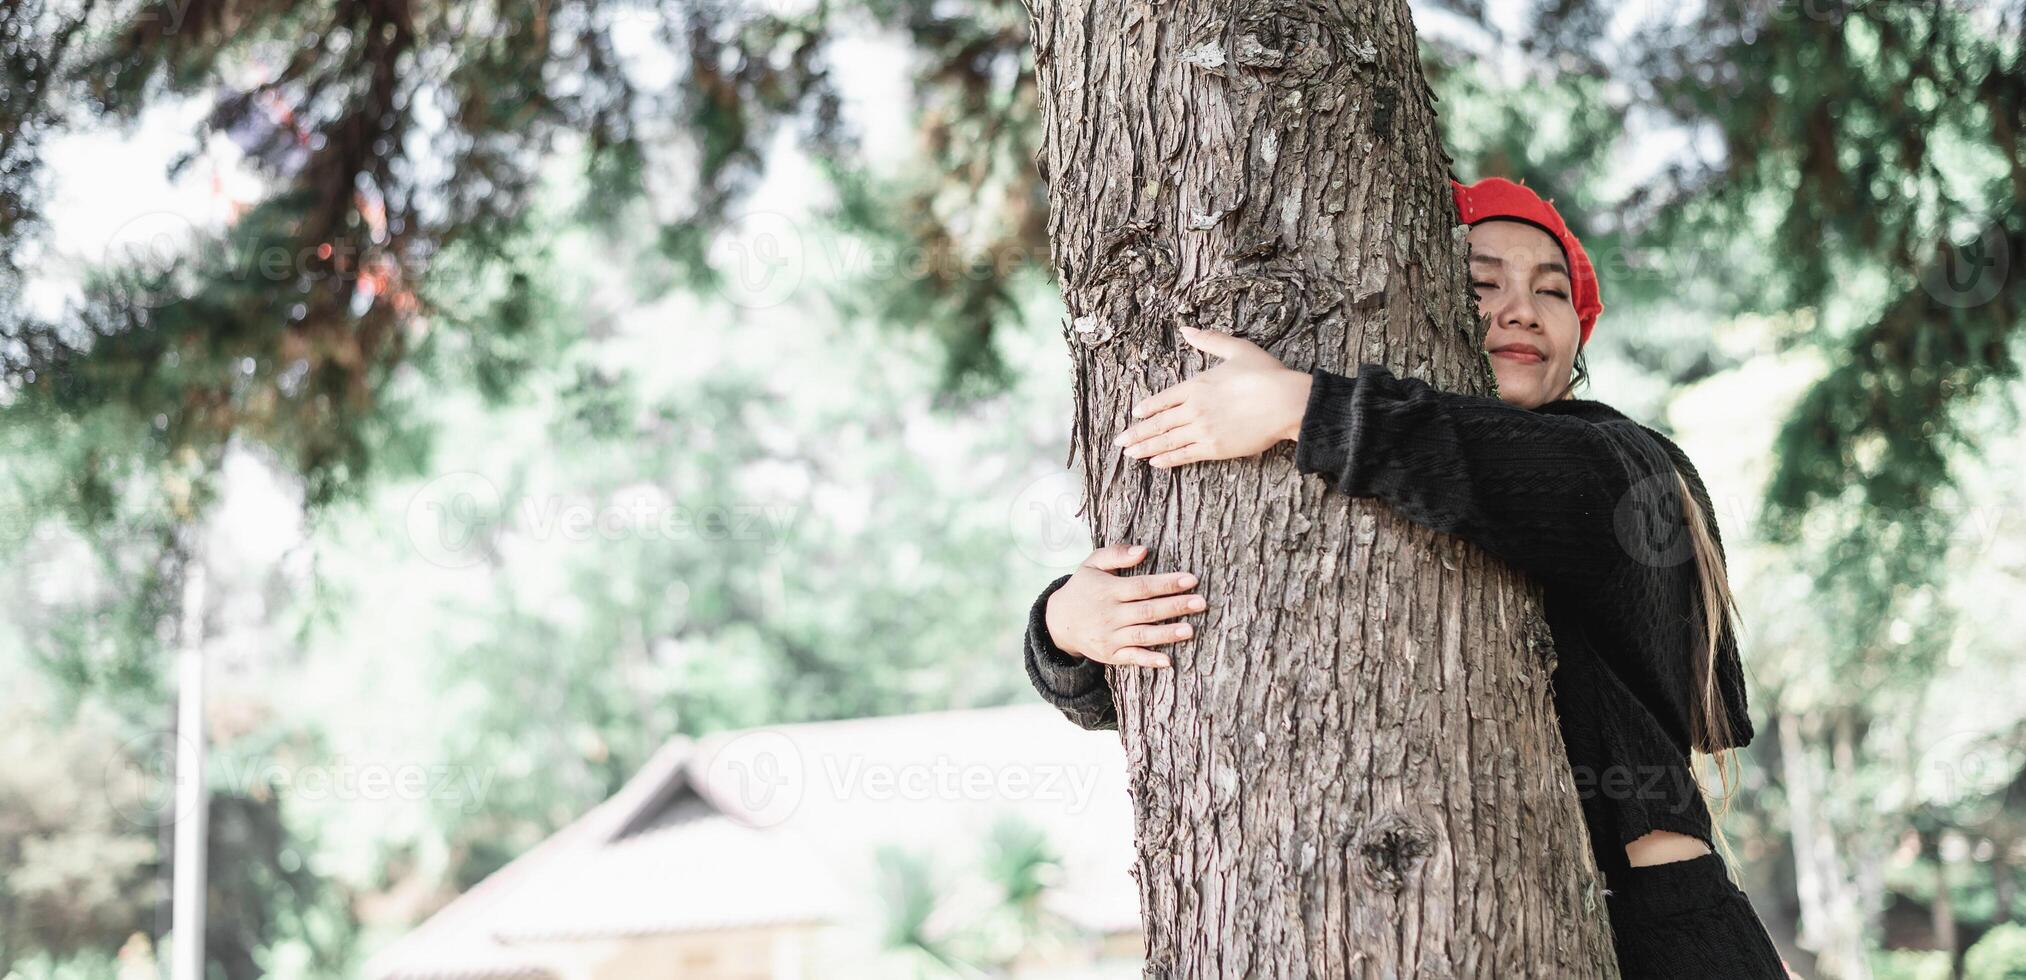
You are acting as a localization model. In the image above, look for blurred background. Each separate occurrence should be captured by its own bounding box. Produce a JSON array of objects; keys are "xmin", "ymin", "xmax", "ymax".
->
[{"xmin": 2, "ymin": 0, "xmax": 2023, "ymax": 978}]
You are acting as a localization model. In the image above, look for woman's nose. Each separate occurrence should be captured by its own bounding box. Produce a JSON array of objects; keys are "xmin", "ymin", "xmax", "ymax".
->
[{"xmin": 1494, "ymin": 292, "xmax": 1541, "ymax": 331}]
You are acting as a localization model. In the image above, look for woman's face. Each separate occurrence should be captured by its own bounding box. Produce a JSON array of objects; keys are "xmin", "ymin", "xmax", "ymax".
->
[{"xmin": 1466, "ymin": 219, "xmax": 1583, "ymax": 409}]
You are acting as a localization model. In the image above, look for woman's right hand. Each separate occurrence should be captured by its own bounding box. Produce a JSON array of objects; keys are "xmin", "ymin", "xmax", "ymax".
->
[{"xmin": 1042, "ymin": 544, "xmax": 1204, "ymax": 668}]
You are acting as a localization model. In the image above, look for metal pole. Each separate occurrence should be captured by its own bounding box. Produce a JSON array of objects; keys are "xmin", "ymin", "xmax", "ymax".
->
[{"xmin": 170, "ymin": 554, "xmax": 208, "ymax": 980}]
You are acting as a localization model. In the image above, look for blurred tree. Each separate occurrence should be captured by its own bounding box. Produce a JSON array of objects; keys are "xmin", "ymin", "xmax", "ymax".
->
[
  {"xmin": 0, "ymin": 707, "xmax": 157, "ymax": 970},
  {"xmin": 6, "ymin": 0, "xmax": 2025, "ymax": 976},
  {"xmin": 5, "ymin": 3, "xmax": 2018, "ymax": 514},
  {"xmin": 868, "ymin": 815, "xmax": 1078, "ymax": 976}
]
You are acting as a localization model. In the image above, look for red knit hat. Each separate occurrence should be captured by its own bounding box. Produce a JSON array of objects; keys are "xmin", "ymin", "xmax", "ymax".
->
[{"xmin": 1450, "ymin": 176, "xmax": 1604, "ymax": 347}]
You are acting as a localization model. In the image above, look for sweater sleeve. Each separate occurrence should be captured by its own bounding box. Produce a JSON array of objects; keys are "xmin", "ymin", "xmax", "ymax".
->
[
  {"xmin": 1292, "ymin": 362, "xmax": 1754, "ymax": 751},
  {"xmin": 1294, "ymin": 362, "xmax": 1685, "ymax": 600},
  {"xmin": 1022, "ymin": 573, "xmax": 1119, "ymax": 732}
]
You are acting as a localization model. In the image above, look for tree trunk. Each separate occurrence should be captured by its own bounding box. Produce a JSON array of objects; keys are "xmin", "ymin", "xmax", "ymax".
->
[
  {"xmin": 1932, "ymin": 829, "xmax": 1959, "ymax": 979},
  {"xmin": 1020, "ymin": 0, "xmax": 1620, "ymax": 975},
  {"xmin": 1781, "ymin": 710, "xmax": 1883, "ymax": 980}
]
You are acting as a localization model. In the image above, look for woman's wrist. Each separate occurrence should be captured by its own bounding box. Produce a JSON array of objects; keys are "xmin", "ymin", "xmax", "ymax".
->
[
  {"xmin": 1043, "ymin": 588, "xmax": 1087, "ymax": 660},
  {"xmin": 1282, "ymin": 368, "xmax": 1314, "ymax": 443}
]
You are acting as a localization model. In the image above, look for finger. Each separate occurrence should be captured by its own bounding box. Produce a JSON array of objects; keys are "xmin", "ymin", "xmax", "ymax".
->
[
  {"xmin": 1148, "ymin": 443, "xmax": 1210, "ymax": 468},
  {"xmin": 1130, "ymin": 381, "xmax": 1192, "ymax": 421},
  {"xmin": 1179, "ymin": 325, "xmax": 1260, "ymax": 361},
  {"xmin": 1105, "ymin": 647, "xmax": 1173, "ymax": 669},
  {"xmin": 1120, "ymin": 592, "xmax": 1205, "ymax": 624},
  {"xmin": 1113, "ymin": 571, "xmax": 1199, "ymax": 602},
  {"xmin": 1117, "ymin": 622, "xmax": 1194, "ymax": 648},
  {"xmin": 1084, "ymin": 543, "xmax": 1150, "ymax": 571},
  {"xmin": 1118, "ymin": 407, "xmax": 1193, "ymax": 453},
  {"xmin": 1123, "ymin": 425, "xmax": 1197, "ymax": 461},
  {"xmin": 1110, "ymin": 566, "xmax": 1199, "ymax": 603}
]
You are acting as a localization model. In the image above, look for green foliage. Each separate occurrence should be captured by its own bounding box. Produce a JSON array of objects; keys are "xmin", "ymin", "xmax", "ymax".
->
[
  {"xmin": 1870, "ymin": 948, "xmax": 1956, "ymax": 980},
  {"xmin": 1966, "ymin": 923, "xmax": 2026, "ymax": 979},
  {"xmin": 981, "ymin": 814, "xmax": 1058, "ymax": 925},
  {"xmin": 870, "ymin": 817, "xmax": 1079, "ymax": 977},
  {"xmin": 6, "ymin": 1, "xmax": 2026, "ymax": 977},
  {"xmin": 0, "ymin": 708, "xmax": 159, "ymax": 968},
  {"xmin": 824, "ymin": 161, "xmax": 1033, "ymax": 405},
  {"xmin": 875, "ymin": 843, "xmax": 948, "ymax": 957},
  {"xmin": 199, "ymin": 791, "xmax": 361, "ymax": 980},
  {"xmin": 0, "ymin": 948, "xmax": 128, "ymax": 980}
]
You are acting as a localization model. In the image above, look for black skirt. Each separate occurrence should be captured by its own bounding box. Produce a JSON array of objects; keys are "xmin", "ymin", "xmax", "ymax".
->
[{"xmin": 1604, "ymin": 850, "xmax": 1789, "ymax": 980}]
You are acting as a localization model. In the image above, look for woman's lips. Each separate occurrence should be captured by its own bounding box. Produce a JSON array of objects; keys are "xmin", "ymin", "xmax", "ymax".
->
[{"xmin": 1491, "ymin": 349, "xmax": 1544, "ymax": 364}]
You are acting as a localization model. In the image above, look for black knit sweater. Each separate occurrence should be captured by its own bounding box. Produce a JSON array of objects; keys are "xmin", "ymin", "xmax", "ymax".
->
[{"xmin": 1020, "ymin": 361, "xmax": 1756, "ymax": 886}]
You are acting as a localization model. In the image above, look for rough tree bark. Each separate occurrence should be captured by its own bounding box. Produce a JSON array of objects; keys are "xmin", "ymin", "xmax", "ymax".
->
[{"xmin": 1019, "ymin": 0, "xmax": 1621, "ymax": 975}]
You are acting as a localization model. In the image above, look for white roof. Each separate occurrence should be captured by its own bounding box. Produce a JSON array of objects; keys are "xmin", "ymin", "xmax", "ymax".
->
[{"xmin": 366, "ymin": 704, "xmax": 1140, "ymax": 979}]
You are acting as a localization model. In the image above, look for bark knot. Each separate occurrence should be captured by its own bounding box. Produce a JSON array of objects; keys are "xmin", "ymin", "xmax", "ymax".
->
[
  {"xmin": 1176, "ymin": 267, "xmax": 1346, "ymax": 351},
  {"xmin": 1355, "ymin": 812, "xmax": 1435, "ymax": 892},
  {"xmin": 1069, "ymin": 221, "xmax": 1179, "ymax": 348}
]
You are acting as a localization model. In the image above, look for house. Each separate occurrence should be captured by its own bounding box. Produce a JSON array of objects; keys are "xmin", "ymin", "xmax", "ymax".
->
[{"xmin": 363, "ymin": 704, "xmax": 1143, "ymax": 979}]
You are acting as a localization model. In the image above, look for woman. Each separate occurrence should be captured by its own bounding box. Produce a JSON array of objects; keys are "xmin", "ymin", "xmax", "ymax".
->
[{"xmin": 1021, "ymin": 176, "xmax": 1797, "ymax": 979}]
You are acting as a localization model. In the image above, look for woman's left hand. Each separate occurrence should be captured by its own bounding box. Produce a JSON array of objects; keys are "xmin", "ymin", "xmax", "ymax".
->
[{"xmin": 1117, "ymin": 326, "xmax": 1314, "ymax": 468}]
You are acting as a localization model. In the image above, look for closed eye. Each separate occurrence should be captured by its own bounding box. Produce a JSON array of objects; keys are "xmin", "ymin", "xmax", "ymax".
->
[
  {"xmin": 1471, "ymin": 280, "xmax": 1497, "ymax": 290},
  {"xmin": 1539, "ymin": 288, "xmax": 1569, "ymax": 299}
]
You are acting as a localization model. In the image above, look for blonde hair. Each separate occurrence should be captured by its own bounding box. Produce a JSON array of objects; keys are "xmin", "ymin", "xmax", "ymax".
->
[
  {"xmin": 1675, "ymin": 465, "xmax": 1746, "ymax": 878},
  {"xmin": 1552, "ymin": 366, "xmax": 1748, "ymax": 878}
]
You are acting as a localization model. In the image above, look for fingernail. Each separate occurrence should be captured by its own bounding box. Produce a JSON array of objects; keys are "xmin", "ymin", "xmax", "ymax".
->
[
  {"xmin": 1175, "ymin": 624, "xmax": 1192, "ymax": 638},
  {"xmin": 1178, "ymin": 574, "xmax": 1197, "ymax": 588},
  {"xmin": 1153, "ymin": 656, "xmax": 1171, "ymax": 667},
  {"xmin": 1189, "ymin": 597, "xmax": 1205, "ymax": 611},
  {"xmin": 1130, "ymin": 545, "xmax": 1145, "ymax": 556}
]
